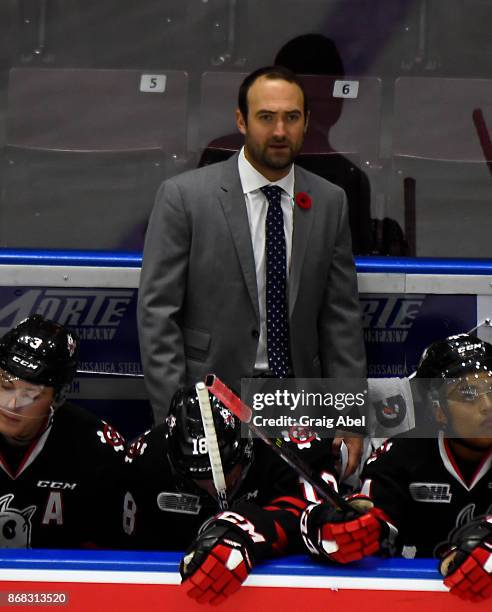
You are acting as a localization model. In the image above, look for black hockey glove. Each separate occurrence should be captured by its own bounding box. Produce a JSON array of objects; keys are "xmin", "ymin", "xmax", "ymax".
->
[{"xmin": 438, "ymin": 514, "xmax": 492, "ymax": 602}]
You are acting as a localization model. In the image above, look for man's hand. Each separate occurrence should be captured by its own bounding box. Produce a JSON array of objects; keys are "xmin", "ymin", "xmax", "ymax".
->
[
  {"xmin": 180, "ymin": 520, "xmax": 254, "ymax": 605},
  {"xmin": 439, "ymin": 515, "xmax": 492, "ymax": 602},
  {"xmin": 300, "ymin": 494, "xmax": 397, "ymax": 564},
  {"xmin": 332, "ymin": 432, "xmax": 363, "ymax": 478}
]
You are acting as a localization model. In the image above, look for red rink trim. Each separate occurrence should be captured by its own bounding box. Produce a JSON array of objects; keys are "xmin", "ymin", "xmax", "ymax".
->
[{"xmin": 0, "ymin": 580, "xmax": 486, "ymax": 612}]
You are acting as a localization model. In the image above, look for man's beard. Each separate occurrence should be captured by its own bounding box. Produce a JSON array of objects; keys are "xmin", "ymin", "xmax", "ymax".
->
[
  {"xmin": 261, "ymin": 146, "xmax": 296, "ymax": 169},
  {"xmin": 247, "ymin": 138, "xmax": 303, "ymax": 171}
]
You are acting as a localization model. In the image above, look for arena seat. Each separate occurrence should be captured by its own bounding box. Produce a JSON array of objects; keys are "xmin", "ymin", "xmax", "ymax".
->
[
  {"xmin": 0, "ymin": 0, "xmax": 17, "ymax": 153},
  {"xmin": 231, "ymin": 0, "xmax": 419, "ymax": 76},
  {"xmin": 199, "ymin": 72, "xmax": 381, "ymax": 160},
  {"xmin": 0, "ymin": 1, "xmax": 17, "ymax": 69},
  {"xmin": 198, "ymin": 71, "xmax": 382, "ymax": 254},
  {"xmin": 1, "ymin": 67, "xmax": 188, "ymax": 250},
  {"xmin": 15, "ymin": 0, "xmax": 207, "ymax": 69},
  {"xmin": 392, "ymin": 76, "xmax": 492, "ymax": 257},
  {"xmin": 424, "ymin": 0, "xmax": 492, "ymax": 77}
]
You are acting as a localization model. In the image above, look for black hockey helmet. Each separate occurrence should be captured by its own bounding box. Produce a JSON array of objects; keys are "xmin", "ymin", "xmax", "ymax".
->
[
  {"xmin": 0, "ymin": 315, "xmax": 79, "ymax": 389},
  {"xmin": 416, "ymin": 334, "xmax": 492, "ymax": 382},
  {"xmin": 165, "ymin": 385, "xmax": 253, "ymax": 486},
  {"xmin": 415, "ymin": 334, "xmax": 492, "ymax": 412}
]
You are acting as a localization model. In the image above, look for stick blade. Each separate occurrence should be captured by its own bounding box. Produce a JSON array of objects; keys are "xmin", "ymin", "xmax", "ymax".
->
[{"xmin": 205, "ymin": 374, "xmax": 252, "ymax": 423}]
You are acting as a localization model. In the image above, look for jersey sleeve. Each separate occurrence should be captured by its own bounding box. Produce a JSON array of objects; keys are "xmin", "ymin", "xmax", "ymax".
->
[
  {"xmin": 359, "ymin": 439, "xmax": 412, "ymax": 537},
  {"xmin": 84, "ymin": 420, "xmax": 128, "ymax": 548},
  {"xmin": 119, "ymin": 429, "xmax": 157, "ymax": 548},
  {"xmin": 230, "ymin": 440, "xmax": 342, "ymax": 559},
  {"xmin": 219, "ymin": 496, "xmax": 305, "ymax": 561}
]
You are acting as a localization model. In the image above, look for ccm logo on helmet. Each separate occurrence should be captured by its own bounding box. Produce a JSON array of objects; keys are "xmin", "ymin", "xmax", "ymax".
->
[
  {"xmin": 11, "ymin": 356, "xmax": 38, "ymax": 370},
  {"xmin": 457, "ymin": 342, "xmax": 482, "ymax": 354}
]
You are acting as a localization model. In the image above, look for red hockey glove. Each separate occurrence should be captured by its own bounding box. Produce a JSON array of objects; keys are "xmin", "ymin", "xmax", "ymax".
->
[
  {"xmin": 300, "ymin": 494, "xmax": 397, "ymax": 564},
  {"xmin": 439, "ymin": 514, "xmax": 492, "ymax": 602},
  {"xmin": 180, "ymin": 515, "xmax": 256, "ymax": 605}
]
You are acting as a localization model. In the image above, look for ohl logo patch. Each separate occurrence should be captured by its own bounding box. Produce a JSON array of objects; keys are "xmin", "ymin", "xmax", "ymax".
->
[{"xmin": 409, "ymin": 482, "xmax": 452, "ymax": 503}]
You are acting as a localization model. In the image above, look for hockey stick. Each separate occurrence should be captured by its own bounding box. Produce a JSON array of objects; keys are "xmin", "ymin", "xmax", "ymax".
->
[
  {"xmin": 205, "ymin": 374, "xmax": 354, "ymax": 512},
  {"xmin": 472, "ymin": 108, "xmax": 492, "ymax": 178},
  {"xmin": 195, "ymin": 381, "xmax": 229, "ymax": 510}
]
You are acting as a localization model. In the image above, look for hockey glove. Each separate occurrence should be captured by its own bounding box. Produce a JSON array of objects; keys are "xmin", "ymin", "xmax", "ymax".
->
[
  {"xmin": 300, "ymin": 494, "xmax": 397, "ymax": 564},
  {"xmin": 439, "ymin": 514, "xmax": 492, "ymax": 602},
  {"xmin": 180, "ymin": 515, "xmax": 256, "ymax": 605}
]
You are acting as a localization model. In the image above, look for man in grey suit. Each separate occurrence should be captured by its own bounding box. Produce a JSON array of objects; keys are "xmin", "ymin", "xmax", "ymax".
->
[{"xmin": 138, "ymin": 66, "xmax": 366, "ymax": 474}]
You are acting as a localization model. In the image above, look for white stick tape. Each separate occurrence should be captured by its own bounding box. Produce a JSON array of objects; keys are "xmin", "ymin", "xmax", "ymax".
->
[{"xmin": 195, "ymin": 382, "xmax": 228, "ymax": 509}]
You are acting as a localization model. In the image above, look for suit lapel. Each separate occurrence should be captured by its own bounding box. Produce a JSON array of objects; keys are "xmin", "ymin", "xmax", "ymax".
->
[
  {"xmin": 289, "ymin": 167, "xmax": 314, "ymax": 316},
  {"xmin": 218, "ymin": 155, "xmax": 260, "ymax": 321}
]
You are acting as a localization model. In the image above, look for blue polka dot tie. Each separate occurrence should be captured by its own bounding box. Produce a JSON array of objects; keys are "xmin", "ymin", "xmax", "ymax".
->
[{"xmin": 261, "ymin": 185, "xmax": 291, "ymax": 377}]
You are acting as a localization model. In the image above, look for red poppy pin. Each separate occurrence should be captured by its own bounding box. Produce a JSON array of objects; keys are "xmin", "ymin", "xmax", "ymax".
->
[{"xmin": 295, "ymin": 192, "xmax": 312, "ymax": 210}]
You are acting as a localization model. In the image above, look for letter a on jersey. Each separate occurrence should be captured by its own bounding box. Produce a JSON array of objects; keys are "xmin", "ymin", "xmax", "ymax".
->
[{"xmin": 42, "ymin": 491, "xmax": 63, "ymax": 525}]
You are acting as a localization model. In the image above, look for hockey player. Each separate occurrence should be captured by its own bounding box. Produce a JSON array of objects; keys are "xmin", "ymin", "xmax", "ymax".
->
[
  {"xmin": 300, "ymin": 334, "xmax": 492, "ymax": 602},
  {"xmin": 123, "ymin": 385, "xmax": 339, "ymax": 605},
  {"xmin": 0, "ymin": 315, "xmax": 126, "ymax": 548}
]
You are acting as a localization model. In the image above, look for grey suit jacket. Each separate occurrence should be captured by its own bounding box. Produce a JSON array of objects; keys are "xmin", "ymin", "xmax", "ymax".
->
[{"xmin": 138, "ymin": 153, "xmax": 366, "ymax": 422}]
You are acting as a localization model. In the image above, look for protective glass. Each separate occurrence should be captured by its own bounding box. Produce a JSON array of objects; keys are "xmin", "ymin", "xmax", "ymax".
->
[
  {"xmin": 446, "ymin": 372, "xmax": 492, "ymax": 403},
  {"xmin": 0, "ymin": 368, "xmax": 45, "ymax": 409}
]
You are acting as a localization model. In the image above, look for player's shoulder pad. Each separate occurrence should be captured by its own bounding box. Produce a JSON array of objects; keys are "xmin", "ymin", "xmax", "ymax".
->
[
  {"xmin": 124, "ymin": 423, "xmax": 168, "ymax": 467},
  {"xmin": 53, "ymin": 404, "xmax": 126, "ymax": 460},
  {"xmin": 94, "ymin": 420, "xmax": 126, "ymax": 455},
  {"xmin": 364, "ymin": 436, "xmax": 418, "ymax": 467},
  {"xmin": 124, "ymin": 428, "xmax": 153, "ymax": 464}
]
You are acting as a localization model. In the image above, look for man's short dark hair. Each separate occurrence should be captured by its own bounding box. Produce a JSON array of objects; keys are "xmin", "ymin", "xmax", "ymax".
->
[{"xmin": 237, "ymin": 65, "xmax": 308, "ymax": 124}]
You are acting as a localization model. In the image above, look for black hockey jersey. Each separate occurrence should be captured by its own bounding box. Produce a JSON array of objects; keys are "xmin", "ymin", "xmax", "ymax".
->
[
  {"xmin": 361, "ymin": 432, "xmax": 492, "ymax": 557},
  {"xmin": 0, "ymin": 403, "xmax": 126, "ymax": 549},
  {"xmin": 123, "ymin": 424, "xmax": 337, "ymax": 557}
]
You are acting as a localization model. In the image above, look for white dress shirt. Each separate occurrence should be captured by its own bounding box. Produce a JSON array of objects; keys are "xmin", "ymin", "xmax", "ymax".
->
[{"xmin": 237, "ymin": 147, "xmax": 295, "ymax": 371}]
